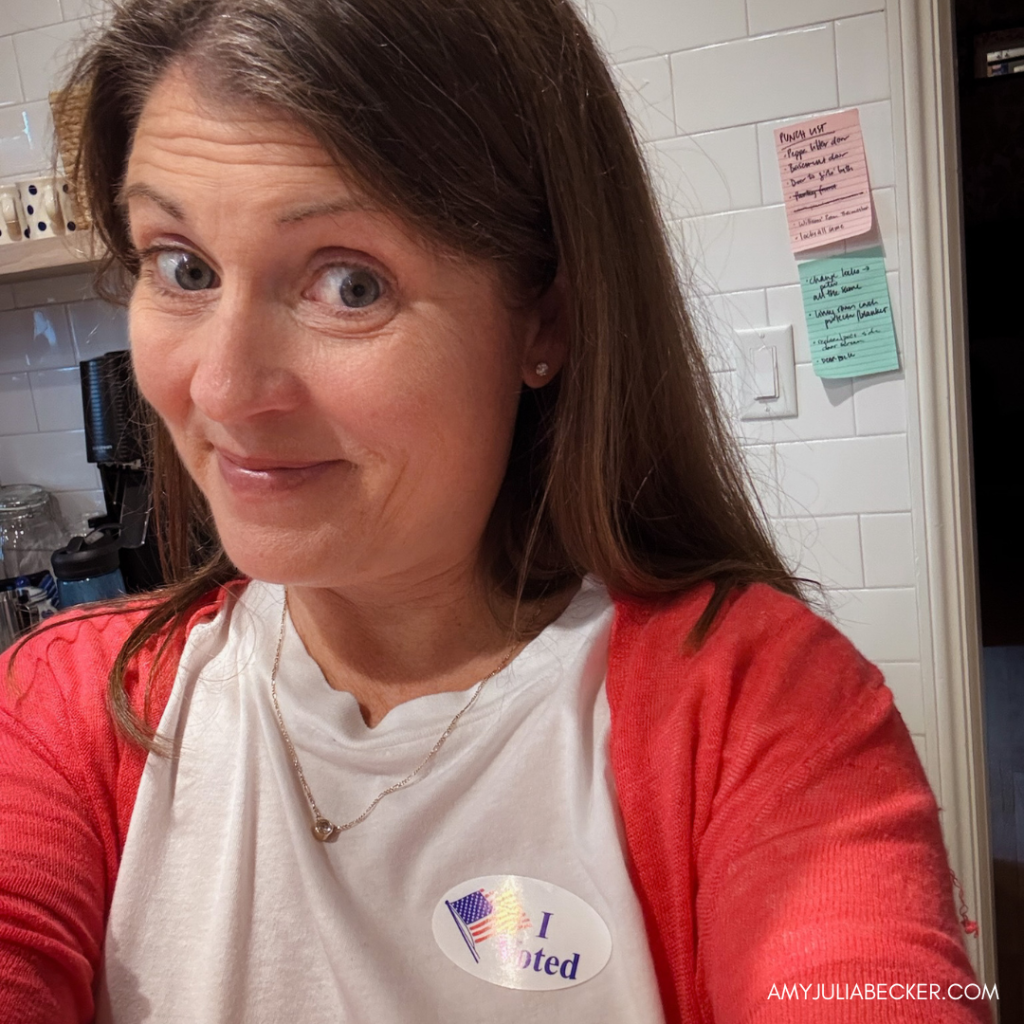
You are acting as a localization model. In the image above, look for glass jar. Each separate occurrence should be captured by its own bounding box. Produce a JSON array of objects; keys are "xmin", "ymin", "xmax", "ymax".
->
[
  {"xmin": 0, "ymin": 485, "xmax": 68, "ymax": 579},
  {"xmin": 0, "ymin": 485, "xmax": 68, "ymax": 649}
]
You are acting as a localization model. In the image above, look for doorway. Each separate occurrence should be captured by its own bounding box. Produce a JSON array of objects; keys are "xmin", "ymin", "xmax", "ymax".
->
[{"xmin": 953, "ymin": 0, "xmax": 1024, "ymax": 1018}]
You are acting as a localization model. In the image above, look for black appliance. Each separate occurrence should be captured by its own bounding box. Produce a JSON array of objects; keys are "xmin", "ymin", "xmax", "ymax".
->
[{"xmin": 79, "ymin": 351, "xmax": 163, "ymax": 592}]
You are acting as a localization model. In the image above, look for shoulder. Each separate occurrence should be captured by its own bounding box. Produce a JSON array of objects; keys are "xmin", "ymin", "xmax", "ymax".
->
[
  {"xmin": 608, "ymin": 580, "xmax": 877, "ymax": 714},
  {"xmin": 611, "ymin": 579, "xmax": 824, "ymax": 656},
  {"xmin": 1, "ymin": 586, "xmax": 235, "ymax": 761},
  {"xmin": 607, "ymin": 587, "xmax": 975, "ymax": 1021},
  {"xmin": 2, "ymin": 604, "xmax": 155, "ymax": 719},
  {"xmin": 606, "ymin": 581, "xmax": 895, "ymax": 805}
]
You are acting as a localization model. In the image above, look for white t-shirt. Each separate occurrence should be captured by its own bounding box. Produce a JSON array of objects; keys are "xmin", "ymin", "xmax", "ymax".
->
[{"xmin": 98, "ymin": 578, "xmax": 666, "ymax": 1023}]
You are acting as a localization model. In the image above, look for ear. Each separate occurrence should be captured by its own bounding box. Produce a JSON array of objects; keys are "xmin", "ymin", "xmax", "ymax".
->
[{"xmin": 521, "ymin": 274, "xmax": 568, "ymax": 388}]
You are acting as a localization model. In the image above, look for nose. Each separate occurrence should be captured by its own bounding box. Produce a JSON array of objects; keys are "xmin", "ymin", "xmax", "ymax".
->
[{"xmin": 188, "ymin": 288, "xmax": 303, "ymax": 424}]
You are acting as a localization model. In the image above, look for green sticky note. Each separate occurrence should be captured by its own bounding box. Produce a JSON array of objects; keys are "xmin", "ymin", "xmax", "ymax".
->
[{"xmin": 798, "ymin": 254, "xmax": 900, "ymax": 379}]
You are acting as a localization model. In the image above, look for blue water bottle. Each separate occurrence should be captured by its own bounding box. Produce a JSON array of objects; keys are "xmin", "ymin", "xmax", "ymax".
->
[{"xmin": 51, "ymin": 531, "xmax": 126, "ymax": 607}]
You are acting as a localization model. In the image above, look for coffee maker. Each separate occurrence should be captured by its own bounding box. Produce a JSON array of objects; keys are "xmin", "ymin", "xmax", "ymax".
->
[{"xmin": 79, "ymin": 350, "xmax": 163, "ymax": 592}]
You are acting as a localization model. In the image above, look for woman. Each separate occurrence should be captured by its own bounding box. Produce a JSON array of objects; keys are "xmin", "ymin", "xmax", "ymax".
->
[{"xmin": 0, "ymin": 0, "xmax": 989, "ymax": 1021}]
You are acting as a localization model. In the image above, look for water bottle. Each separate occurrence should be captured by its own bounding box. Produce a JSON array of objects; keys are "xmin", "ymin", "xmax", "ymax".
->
[{"xmin": 51, "ymin": 530, "xmax": 126, "ymax": 608}]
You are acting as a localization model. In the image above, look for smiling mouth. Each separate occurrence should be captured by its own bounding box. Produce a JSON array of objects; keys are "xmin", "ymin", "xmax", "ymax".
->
[
  {"xmin": 217, "ymin": 449, "xmax": 334, "ymax": 472},
  {"xmin": 214, "ymin": 448, "xmax": 342, "ymax": 493}
]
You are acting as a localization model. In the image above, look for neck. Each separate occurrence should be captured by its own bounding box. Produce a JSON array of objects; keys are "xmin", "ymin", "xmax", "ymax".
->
[{"xmin": 284, "ymin": 566, "xmax": 575, "ymax": 727}]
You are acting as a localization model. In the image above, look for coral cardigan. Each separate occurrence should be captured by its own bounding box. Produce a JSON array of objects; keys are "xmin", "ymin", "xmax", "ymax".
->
[{"xmin": 0, "ymin": 582, "xmax": 989, "ymax": 1023}]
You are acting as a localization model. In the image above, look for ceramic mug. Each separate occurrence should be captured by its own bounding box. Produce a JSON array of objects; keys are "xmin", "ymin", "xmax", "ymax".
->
[
  {"xmin": 0, "ymin": 184, "xmax": 26, "ymax": 245},
  {"xmin": 17, "ymin": 178, "xmax": 64, "ymax": 239},
  {"xmin": 53, "ymin": 178, "xmax": 83, "ymax": 233}
]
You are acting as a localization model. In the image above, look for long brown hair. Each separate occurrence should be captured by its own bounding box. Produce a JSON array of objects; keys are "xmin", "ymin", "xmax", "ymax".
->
[{"xmin": 49, "ymin": 0, "xmax": 800, "ymax": 749}]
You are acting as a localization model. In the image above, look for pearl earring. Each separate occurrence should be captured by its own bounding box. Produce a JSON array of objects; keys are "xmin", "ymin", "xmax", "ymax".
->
[{"xmin": 535, "ymin": 362, "xmax": 550, "ymax": 377}]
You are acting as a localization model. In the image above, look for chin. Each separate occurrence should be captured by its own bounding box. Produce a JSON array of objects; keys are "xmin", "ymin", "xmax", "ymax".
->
[{"xmin": 214, "ymin": 518, "xmax": 339, "ymax": 587}]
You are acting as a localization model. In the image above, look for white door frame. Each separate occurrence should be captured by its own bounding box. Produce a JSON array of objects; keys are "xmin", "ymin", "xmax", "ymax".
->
[{"xmin": 895, "ymin": 0, "xmax": 996, "ymax": 987}]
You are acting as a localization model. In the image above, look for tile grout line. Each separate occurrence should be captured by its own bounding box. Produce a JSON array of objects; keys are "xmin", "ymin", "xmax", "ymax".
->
[
  {"xmin": 856, "ymin": 513, "xmax": 869, "ymax": 588},
  {"xmin": 24, "ymin": 373, "xmax": 44, "ymax": 434},
  {"xmin": 831, "ymin": 19, "xmax": 842, "ymax": 108},
  {"xmin": 666, "ymin": 53, "xmax": 677, "ymax": 136}
]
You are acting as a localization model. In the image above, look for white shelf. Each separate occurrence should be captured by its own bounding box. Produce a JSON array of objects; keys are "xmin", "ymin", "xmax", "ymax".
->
[{"xmin": 0, "ymin": 230, "xmax": 102, "ymax": 284}]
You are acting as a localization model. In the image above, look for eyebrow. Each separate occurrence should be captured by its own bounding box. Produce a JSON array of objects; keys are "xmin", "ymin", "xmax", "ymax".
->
[
  {"xmin": 118, "ymin": 182, "xmax": 186, "ymax": 220},
  {"xmin": 276, "ymin": 197, "xmax": 379, "ymax": 224},
  {"xmin": 118, "ymin": 183, "xmax": 378, "ymax": 225}
]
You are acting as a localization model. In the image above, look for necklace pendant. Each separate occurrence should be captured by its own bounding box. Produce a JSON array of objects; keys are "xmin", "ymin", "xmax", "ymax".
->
[{"xmin": 312, "ymin": 817, "xmax": 338, "ymax": 842}]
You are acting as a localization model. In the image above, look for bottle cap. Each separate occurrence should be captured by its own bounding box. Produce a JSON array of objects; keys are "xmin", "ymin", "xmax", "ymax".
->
[{"xmin": 51, "ymin": 530, "xmax": 121, "ymax": 581}]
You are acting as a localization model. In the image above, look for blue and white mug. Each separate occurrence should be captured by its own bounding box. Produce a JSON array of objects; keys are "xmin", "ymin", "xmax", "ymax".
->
[
  {"xmin": 17, "ymin": 177, "xmax": 64, "ymax": 239},
  {"xmin": 0, "ymin": 184, "xmax": 26, "ymax": 245}
]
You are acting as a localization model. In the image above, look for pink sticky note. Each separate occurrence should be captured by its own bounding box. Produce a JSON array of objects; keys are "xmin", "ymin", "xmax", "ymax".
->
[{"xmin": 775, "ymin": 109, "xmax": 873, "ymax": 254}]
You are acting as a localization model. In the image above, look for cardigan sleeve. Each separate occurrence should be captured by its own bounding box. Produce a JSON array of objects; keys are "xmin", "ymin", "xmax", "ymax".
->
[
  {"xmin": 0, "ymin": 591, "xmax": 228, "ymax": 1023},
  {"xmin": 691, "ymin": 593, "xmax": 991, "ymax": 1022},
  {"xmin": 0, "ymin": 612, "xmax": 156, "ymax": 1024},
  {"xmin": 0, "ymin": 627, "xmax": 111, "ymax": 1021},
  {"xmin": 608, "ymin": 584, "xmax": 993, "ymax": 1024}
]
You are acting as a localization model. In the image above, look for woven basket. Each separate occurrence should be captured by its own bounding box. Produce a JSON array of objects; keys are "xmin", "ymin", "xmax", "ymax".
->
[{"xmin": 48, "ymin": 84, "xmax": 92, "ymax": 230}]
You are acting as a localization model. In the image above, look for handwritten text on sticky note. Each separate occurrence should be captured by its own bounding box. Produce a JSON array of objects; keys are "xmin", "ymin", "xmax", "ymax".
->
[
  {"xmin": 799, "ymin": 255, "xmax": 899, "ymax": 379},
  {"xmin": 776, "ymin": 110, "xmax": 873, "ymax": 253}
]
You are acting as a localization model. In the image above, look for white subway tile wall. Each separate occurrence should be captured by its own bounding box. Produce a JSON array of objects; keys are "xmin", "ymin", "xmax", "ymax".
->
[
  {"xmin": 697, "ymin": 289, "xmax": 768, "ymax": 372},
  {"xmin": 670, "ymin": 26, "xmax": 838, "ymax": 134},
  {"xmin": 766, "ymin": 283, "xmax": 813, "ymax": 362},
  {"xmin": 12, "ymin": 19, "xmax": 89, "ymax": 102},
  {"xmin": 648, "ymin": 126, "xmax": 762, "ymax": 219},
  {"xmin": 11, "ymin": 271, "xmax": 94, "ymax": 307},
  {"xmin": 860, "ymin": 512, "xmax": 916, "ymax": 587},
  {"xmin": 0, "ymin": 426, "xmax": 100, "ymax": 492},
  {"xmin": 0, "ymin": 285, "xmax": 119, "ymax": 523},
  {"xmin": 0, "ymin": 305, "xmax": 77, "ymax": 372},
  {"xmin": 0, "ymin": 1, "xmax": 928, "ymax": 752},
  {"xmin": 853, "ymin": 366, "xmax": 908, "ymax": 434},
  {"xmin": 30, "ymin": 365, "xmax": 85, "ymax": 431},
  {"xmin": 67, "ymin": 297, "xmax": 130, "ymax": 355},
  {"xmin": 58, "ymin": 0, "xmax": 96, "ymax": 22},
  {"xmin": 0, "ymin": 36, "xmax": 23, "ymax": 105},
  {"xmin": 772, "ymin": 515, "xmax": 864, "ymax": 589},
  {"xmin": 830, "ymin": 587, "xmax": 921, "ymax": 662},
  {"xmin": 775, "ymin": 434, "xmax": 912, "ymax": 516},
  {"xmin": 592, "ymin": 0, "xmax": 748, "ymax": 61},
  {"xmin": 835, "ymin": 12, "xmax": 891, "ymax": 106},
  {"xmin": 866, "ymin": 187, "xmax": 899, "ymax": 269},
  {"xmin": 737, "ymin": 366, "xmax": 854, "ymax": 445},
  {"xmin": 589, "ymin": 0, "xmax": 927, "ymax": 753},
  {"xmin": 616, "ymin": 57, "xmax": 675, "ymax": 143},
  {"xmin": 747, "ymin": 0, "xmax": 883, "ymax": 36},
  {"xmin": 675, "ymin": 206, "xmax": 800, "ymax": 293},
  {"xmin": 0, "ymin": 100, "xmax": 53, "ymax": 178},
  {"xmin": 877, "ymin": 661, "xmax": 925, "ymax": 734},
  {"xmin": 53, "ymin": 486, "xmax": 105, "ymax": 532},
  {"xmin": 0, "ymin": 371, "xmax": 37, "ymax": 434},
  {"xmin": 3, "ymin": 0, "xmax": 64, "ymax": 35}
]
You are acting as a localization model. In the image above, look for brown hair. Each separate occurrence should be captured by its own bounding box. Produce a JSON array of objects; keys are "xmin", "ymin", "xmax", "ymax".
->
[{"xmin": 50, "ymin": 0, "xmax": 800, "ymax": 748}]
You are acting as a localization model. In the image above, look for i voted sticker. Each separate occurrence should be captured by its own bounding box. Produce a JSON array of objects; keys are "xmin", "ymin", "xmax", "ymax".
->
[{"xmin": 432, "ymin": 874, "xmax": 612, "ymax": 990}]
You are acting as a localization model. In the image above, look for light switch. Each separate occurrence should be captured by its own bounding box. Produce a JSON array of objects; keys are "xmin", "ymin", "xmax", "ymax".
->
[
  {"xmin": 735, "ymin": 325, "xmax": 797, "ymax": 420},
  {"xmin": 752, "ymin": 345, "xmax": 778, "ymax": 400}
]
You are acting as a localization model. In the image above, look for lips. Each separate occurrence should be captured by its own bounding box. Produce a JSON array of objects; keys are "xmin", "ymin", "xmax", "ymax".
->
[
  {"xmin": 214, "ymin": 447, "xmax": 341, "ymax": 495},
  {"xmin": 217, "ymin": 449, "xmax": 332, "ymax": 472}
]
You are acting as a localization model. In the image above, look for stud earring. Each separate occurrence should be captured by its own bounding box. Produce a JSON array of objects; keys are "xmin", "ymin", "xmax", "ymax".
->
[{"xmin": 535, "ymin": 362, "xmax": 550, "ymax": 377}]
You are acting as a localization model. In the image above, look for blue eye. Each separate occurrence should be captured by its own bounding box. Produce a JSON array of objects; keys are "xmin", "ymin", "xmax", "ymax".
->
[
  {"xmin": 155, "ymin": 251, "xmax": 218, "ymax": 291},
  {"xmin": 318, "ymin": 265, "xmax": 382, "ymax": 309}
]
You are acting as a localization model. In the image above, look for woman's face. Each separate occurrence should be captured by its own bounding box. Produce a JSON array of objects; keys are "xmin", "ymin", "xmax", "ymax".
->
[{"xmin": 125, "ymin": 66, "xmax": 552, "ymax": 593}]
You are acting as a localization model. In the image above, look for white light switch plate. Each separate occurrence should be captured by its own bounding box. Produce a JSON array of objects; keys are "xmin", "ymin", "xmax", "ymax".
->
[{"xmin": 735, "ymin": 325, "xmax": 797, "ymax": 420}]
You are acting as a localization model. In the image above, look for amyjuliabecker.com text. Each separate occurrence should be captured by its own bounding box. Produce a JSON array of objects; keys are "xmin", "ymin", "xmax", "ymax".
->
[{"xmin": 768, "ymin": 983, "xmax": 997, "ymax": 1002}]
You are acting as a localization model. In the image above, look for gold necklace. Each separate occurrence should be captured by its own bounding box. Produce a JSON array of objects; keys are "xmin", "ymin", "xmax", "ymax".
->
[{"xmin": 269, "ymin": 597, "xmax": 517, "ymax": 842}]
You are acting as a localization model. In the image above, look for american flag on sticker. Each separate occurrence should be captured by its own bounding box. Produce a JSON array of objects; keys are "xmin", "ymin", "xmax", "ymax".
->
[{"xmin": 445, "ymin": 886, "xmax": 532, "ymax": 963}]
